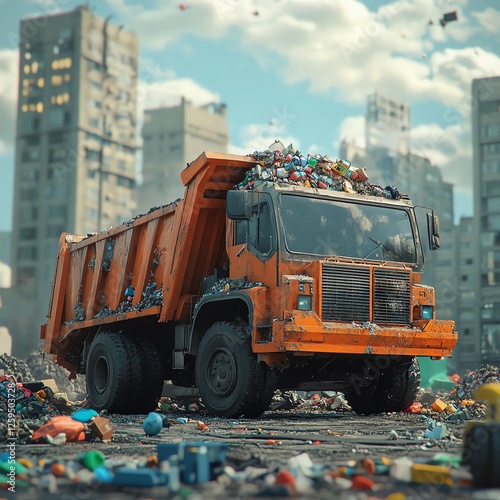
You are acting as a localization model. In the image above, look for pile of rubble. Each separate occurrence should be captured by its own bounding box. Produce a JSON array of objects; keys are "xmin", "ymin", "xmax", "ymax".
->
[{"xmin": 240, "ymin": 142, "xmax": 407, "ymax": 200}]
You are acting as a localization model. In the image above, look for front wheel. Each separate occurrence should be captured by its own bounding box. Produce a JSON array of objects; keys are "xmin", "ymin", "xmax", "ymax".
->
[
  {"xmin": 195, "ymin": 322, "xmax": 275, "ymax": 418},
  {"xmin": 345, "ymin": 356, "xmax": 420, "ymax": 414}
]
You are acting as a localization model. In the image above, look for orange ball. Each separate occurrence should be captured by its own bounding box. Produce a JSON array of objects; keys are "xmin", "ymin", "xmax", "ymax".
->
[{"xmin": 51, "ymin": 462, "xmax": 66, "ymax": 477}]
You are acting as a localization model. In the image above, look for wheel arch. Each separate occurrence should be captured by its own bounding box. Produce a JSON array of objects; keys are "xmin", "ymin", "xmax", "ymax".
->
[{"xmin": 189, "ymin": 292, "xmax": 252, "ymax": 356}]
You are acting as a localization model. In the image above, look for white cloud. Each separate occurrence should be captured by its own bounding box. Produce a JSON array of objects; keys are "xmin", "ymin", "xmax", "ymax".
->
[
  {"xmin": 140, "ymin": 77, "xmax": 220, "ymax": 111},
  {"xmin": 109, "ymin": 0, "xmax": 493, "ymax": 111},
  {"xmin": 338, "ymin": 115, "xmax": 365, "ymax": 149},
  {"xmin": 472, "ymin": 7, "xmax": 500, "ymax": 34},
  {"xmin": 411, "ymin": 122, "xmax": 472, "ymax": 191},
  {"xmin": 0, "ymin": 49, "xmax": 18, "ymax": 154}
]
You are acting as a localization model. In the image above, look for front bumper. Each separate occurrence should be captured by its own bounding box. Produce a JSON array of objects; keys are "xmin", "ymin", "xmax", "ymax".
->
[{"xmin": 268, "ymin": 311, "xmax": 458, "ymax": 357}]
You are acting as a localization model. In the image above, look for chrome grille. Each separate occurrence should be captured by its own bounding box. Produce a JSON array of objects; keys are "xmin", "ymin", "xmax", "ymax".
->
[
  {"xmin": 321, "ymin": 265, "xmax": 411, "ymax": 324},
  {"xmin": 373, "ymin": 269, "xmax": 411, "ymax": 324},
  {"xmin": 322, "ymin": 265, "xmax": 370, "ymax": 322}
]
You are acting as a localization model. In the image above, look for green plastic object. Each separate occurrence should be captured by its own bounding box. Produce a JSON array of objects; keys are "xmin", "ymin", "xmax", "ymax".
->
[
  {"xmin": 78, "ymin": 450, "xmax": 105, "ymax": 471},
  {"xmin": 418, "ymin": 357, "xmax": 448, "ymax": 389}
]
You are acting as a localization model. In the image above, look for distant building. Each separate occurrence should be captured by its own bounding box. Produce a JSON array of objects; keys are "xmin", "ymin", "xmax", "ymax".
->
[
  {"xmin": 452, "ymin": 217, "xmax": 477, "ymax": 371},
  {"xmin": 0, "ymin": 232, "xmax": 11, "ymax": 266},
  {"xmin": 365, "ymin": 92, "xmax": 411, "ymax": 155},
  {"xmin": 8, "ymin": 5, "xmax": 138, "ymax": 356},
  {"xmin": 340, "ymin": 93, "xmax": 456, "ymax": 354},
  {"xmin": 137, "ymin": 98, "xmax": 229, "ymax": 213},
  {"xmin": 471, "ymin": 76, "xmax": 500, "ymax": 366}
]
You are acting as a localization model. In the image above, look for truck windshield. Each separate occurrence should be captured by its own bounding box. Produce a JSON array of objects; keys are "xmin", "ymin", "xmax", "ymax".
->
[{"xmin": 281, "ymin": 194, "xmax": 417, "ymax": 264}]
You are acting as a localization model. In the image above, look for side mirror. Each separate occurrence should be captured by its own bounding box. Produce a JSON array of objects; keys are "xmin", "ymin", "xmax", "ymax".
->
[
  {"xmin": 226, "ymin": 190, "xmax": 252, "ymax": 220},
  {"xmin": 427, "ymin": 212, "xmax": 440, "ymax": 250}
]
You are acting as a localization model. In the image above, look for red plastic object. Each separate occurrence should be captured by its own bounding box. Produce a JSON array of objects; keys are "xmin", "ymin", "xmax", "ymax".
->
[
  {"xmin": 449, "ymin": 373, "xmax": 460, "ymax": 384},
  {"xmin": 31, "ymin": 416, "xmax": 85, "ymax": 442},
  {"xmin": 275, "ymin": 469, "xmax": 296, "ymax": 495},
  {"xmin": 404, "ymin": 402, "xmax": 423, "ymax": 413},
  {"xmin": 352, "ymin": 475, "xmax": 375, "ymax": 490}
]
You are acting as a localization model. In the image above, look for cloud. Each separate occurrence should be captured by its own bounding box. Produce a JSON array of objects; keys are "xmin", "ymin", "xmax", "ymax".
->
[
  {"xmin": 109, "ymin": 0, "xmax": 493, "ymax": 112},
  {"xmin": 139, "ymin": 76, "xmax": 220, "ymax": 111},
  {"xmin": 472, "ymin": 7, "xmax": 500, "ymax": 34},
  {"xmin": 0, "ymin": 50, "xmax": 19, "ymax": 154},
  {"xmin": 338, "ymin": 115, "xmax": 365, "ymax": 149},
  {"xmin": 411, "ymin": 122, "xmax": 471, "ymax": 191}
]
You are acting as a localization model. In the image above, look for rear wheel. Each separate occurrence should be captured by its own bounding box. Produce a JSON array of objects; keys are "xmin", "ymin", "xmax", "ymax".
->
[
  {"xmin": 132, "ymin": 339, "xmax": 165, "ymax": 413},
  {"xmin": 345, "ymin": 357, "xmax": 420, "ymax": 414},
  {"xmin": 86, "ymin": 332, "xmax": 142, "ymax": 413},
  {"xmin": 195, "ymin": 322, "xmax": 276, "ymax": 417}
]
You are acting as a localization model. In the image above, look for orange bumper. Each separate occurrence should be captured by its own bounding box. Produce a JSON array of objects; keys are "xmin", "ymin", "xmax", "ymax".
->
[{"xmin": 259, "ymin": 311, "xmax": 457, "ymax": 358}]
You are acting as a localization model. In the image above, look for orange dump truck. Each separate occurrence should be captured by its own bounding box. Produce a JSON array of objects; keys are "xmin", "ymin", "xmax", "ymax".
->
[{"xmin": 42, "ymin": 151, "xmax": 458, "ymax": 416}]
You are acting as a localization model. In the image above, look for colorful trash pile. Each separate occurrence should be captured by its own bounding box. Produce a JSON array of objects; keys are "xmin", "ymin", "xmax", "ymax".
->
[{"xmin": 239, "ymin": 141, "xmax": 407, "ymax": 200}]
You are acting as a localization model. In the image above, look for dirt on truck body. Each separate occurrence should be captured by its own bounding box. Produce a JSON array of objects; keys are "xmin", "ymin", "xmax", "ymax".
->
[{"xmin": 41, "ymin": 151, "xmax": 458, "ymax": 417}]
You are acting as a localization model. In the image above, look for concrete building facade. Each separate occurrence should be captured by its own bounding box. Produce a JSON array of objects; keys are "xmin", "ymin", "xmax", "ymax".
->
[
  {"xmin": 472, "ymin": 76, "xmax": 500, "ymax": 366},
  {"xmin": 137, "ymin": 98, "xmax": 229, "ymax": 213},
  {"xmin": 9, "ymin": 5, "xmax": 138, "ymax": 355}
]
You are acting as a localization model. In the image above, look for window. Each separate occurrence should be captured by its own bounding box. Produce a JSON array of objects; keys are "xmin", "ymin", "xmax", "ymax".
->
[
  {"xmin": 22, "ymin": 147, "xmax": 40, "ymax": 162},
  {"xmin": 86, "ymin": 187, "xmax": 99, "ymax": 200},
  {"xmin": 482, "ymin": 323, "xmax": 500, "ymax": 359},
  {"xmin": 49, "ymin": 132, "xmax": 64, "ymax": 143},
  {"xmin": 481, "ymin": 125, "xmax": 500, "ymax": 140},
  {"xmin": 117, "ymin": 160, "xmax": 126, "ymax": 171},
  {"xmin": 17, "ymin": 268, "xmax": 35, "ymax": 288},
  {"xmin": 20, "ymin": 227, "xmax": 36, "ymax": 240},
  {"xmin": 45, "ymin": 184, "xmax": 66, "ymax": 199},
  {"xmin": 21, "ymin": 167, "xmax": 39, "ymax": 182},
  {"xmin": 482, "ymin": 143, "xmax": 500, "ymax": 155},
  {"xmin": 49, "ymin": 108, "xmax": 64, "ymax": 128},
  {"xmin": 86, "ymin": 207, "xmax": 98, "ymax": 221},
  {"xmin": 20, "ymin": 188, "xmax": 38, "ymax": 200},
  {"xmin": 48, "ymin": 205, "xmax": 66, "ymax": 218},
  {"xmin": 117, "ymin": 176, "xmax": 134, "ymax": 188},
  {"xmin": 461, "ymin": 275, "xmax": 468, "ymax": 281},
  {"xmin": 20, "ymin": 206, "xmax": 37, "ymax": 223},
  {"xmin": 85, "ymin": 148, "xmax": 100, "ymax": 161},
  {"xmin": 249, "ymin": 202, "xmax": 273, "ymax": 256},
  {"xmin": 234, "ymin": 220, "xmax": 248, "ymax": 245},
  {"xmin": 18, "ymin": 246, "xmax": 37, "ymax": 260},
  {"xmin": 463, "ymin": 328, "xmax": 470, "ymax": 335},
  {"xmin": 88, "ymin": 117, "xmax": 100, "ymax": 129},
  {"xmin": 47, "ymin": 225, "xmax": 65, "ymax": 237},
  {"xmin": 87, "ymin": 168, "xmax": 97, "ymax": 179}
]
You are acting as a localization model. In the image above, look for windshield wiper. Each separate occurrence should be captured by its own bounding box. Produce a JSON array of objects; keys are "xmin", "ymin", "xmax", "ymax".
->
[{"xmin": 362, "ymin": 237, "xmax": 406, "ymax": 262}]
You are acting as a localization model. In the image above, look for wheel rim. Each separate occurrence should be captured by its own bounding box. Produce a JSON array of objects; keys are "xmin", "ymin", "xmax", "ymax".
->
[
  {"xmin": 206, "ymin": 347, "xmax": 236, "ymax": 396},
  {"xmin": 94, "ymin": 356, "xmax": 109, "ymax": 394}
]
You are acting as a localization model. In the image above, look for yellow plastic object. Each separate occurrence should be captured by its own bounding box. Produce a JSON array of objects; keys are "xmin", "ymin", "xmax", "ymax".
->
[
  {"xmin": 431, "ymin": 399, "xmax": 447, "ymax": 412},
  {"xmin": 410, "ymin": 464, "xmax": 452, "ymax": 485},
  {"xmin": 474, "ymin": 383, "xmax": 500, "ymax": 422}
]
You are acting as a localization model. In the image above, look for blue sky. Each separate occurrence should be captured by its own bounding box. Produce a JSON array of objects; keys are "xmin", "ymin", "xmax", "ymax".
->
[{"xmin": 0, "ymin": 0, "xmax": 499, "ymax": 232}]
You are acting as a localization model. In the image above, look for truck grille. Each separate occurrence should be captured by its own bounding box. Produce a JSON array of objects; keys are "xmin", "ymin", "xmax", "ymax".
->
[
  {"xmin": 373, "ymin": 269, "xmax": 411, "ymax": 324},
  {"xmin": 321, "ymin": 264, "xmax": 411, "ymax": 324}
]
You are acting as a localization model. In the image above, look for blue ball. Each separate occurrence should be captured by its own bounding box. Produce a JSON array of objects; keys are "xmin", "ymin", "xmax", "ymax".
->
[{"xmin": 143, "ymin": 412, "xmax": 163, "ymax": 436}]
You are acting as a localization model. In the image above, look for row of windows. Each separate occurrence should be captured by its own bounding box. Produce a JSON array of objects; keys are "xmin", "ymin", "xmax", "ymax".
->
[
  {"xmin": 19, "ymin": 205, "xmax": 65, "ymax": 223},
  {"xmin": 482, "ymin": 142, "xmax": 500, "ymax": 155},
  {"xmin": 19, "ymin": 224, "xmax": 65, "ymax": 241},
  {"xmin": 481, "ymin": 125, "xmax": 500, "ymax": 140}
]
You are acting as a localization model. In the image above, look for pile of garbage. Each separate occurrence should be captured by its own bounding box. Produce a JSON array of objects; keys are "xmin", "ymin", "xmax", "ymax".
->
[
  {"xmin": 270, "ymin": 391, "xmax": 351, "ymax": 412},
  {"xmin": 0, "ymin": 351, "xmax": 85, "ymax": 395},
  {"xmin": 453, "ymin": 364, "xmax": 500, "ymax": 401},
  {"xmin": 240, "ymin": 141, "xmax": 407, "ymax": 200}
]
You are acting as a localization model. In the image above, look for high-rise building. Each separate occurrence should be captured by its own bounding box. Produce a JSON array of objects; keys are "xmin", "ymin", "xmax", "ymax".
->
[
  {"xmin": 9, "ymin": 5, "xmax": 138, "ymax": 355},
  {"xmin": 451, "ymin": 217, "xmax": 477, "ymax": 371},
  {"xmin": 365, "ymin": 92, "xmax": 411, "ymax": 155},
  {"xmin": 137, "ymin": 98, "xmax": 229, "ymax": 213},
  {"xmin": 472, "ymin": 76, "xmax": 500, "ymax": 366},
  {"xmin": 340, "ymin": 93, "xmax": 456, "ymax": 345}
]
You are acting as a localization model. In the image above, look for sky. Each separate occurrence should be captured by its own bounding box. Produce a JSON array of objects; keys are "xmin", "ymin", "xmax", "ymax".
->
[{"xmin": 0, "ymin": 0, "xmax": 499, "ymax": 233}]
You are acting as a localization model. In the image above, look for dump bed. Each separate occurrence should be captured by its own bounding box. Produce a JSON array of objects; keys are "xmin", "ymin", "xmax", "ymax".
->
[{"xmin": 42, "ymin": 152, "xmax": 257, "ymax": 364}]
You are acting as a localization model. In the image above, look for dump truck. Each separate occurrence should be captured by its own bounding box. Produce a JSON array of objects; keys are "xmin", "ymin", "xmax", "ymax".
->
[{"xmin": 41, "ymin": 151, "xmax": 458, "ymax": 417}]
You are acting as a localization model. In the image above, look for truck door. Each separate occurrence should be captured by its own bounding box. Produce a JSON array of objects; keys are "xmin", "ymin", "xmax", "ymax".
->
[{"xmin": 227, "ymin": 193, "xmax": 276, "ymax": 282}]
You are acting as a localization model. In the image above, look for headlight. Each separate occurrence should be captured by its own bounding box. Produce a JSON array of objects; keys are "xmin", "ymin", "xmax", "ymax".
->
[
  {"xmin": 297, "ymin": 295, "xmax": 312, "ymax": 311},
  {"xmin": 421, "ymin": 305, "xmax": 434, "ymax": 319}
]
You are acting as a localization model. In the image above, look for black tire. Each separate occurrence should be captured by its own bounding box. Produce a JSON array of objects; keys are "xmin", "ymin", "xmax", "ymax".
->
[
  {"xmin": 463, "ymin": 423, "xmax": 500, "ymax": 488},
  {"xmin": 195, "ymin": 322, "xmax": 276, "ymax": 418},
  {"xmin": 345, "ymin": 357, "xmax": 420, "ymax": 414},
  {"xmin": 86, "ymin": 332, "xmax": 142, "ymax": 414}
]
